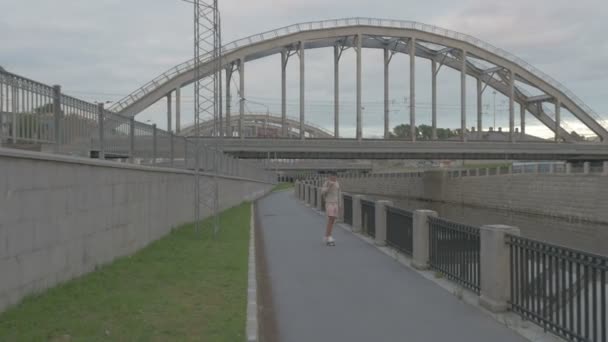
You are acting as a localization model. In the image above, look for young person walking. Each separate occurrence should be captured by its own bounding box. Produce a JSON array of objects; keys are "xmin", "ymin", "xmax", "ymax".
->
[{"xmin": 321, "ymin": 172, "xmax": 341, "ymax": 246}]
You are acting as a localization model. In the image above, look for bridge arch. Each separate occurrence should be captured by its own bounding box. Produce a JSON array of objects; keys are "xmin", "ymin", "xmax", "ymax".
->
[{"xmin": 110, "ymin": 18, "xmax": 608, "ymax": 142}]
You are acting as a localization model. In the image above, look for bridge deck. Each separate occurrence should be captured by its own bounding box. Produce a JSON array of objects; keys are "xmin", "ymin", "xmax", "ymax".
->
[{"xmin": 256, "ymin": 191, "xmax": 528, "ymax": 342}]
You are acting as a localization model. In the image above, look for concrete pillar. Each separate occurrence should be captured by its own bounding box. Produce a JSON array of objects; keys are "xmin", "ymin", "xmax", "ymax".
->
[
  {"xmin": 603, "ymin": 161, "xmax": 608, "ymax": 176},
  {"xmin": 431, "ymin": 60, "xmax": 437, "ymax": 140},
  {"xmin": 175, "ymin": 87, "xmax": 181, "ymax": 133},
  {"xmin": 520, "ymin": 103, "xmax": 526, "ymax": 135},
  {"xmin": 509, "ymin": 70, "xmax": 515, "ymax": 142},
  {"xmin": 334, "ymin": 45, "xmax": 340, "ymax": 138},
  {"xmin": 316, "ymin": 187, "xmax": 323, "ymax": 211},
  {"xmin": 374, "ymin": 200, "xmax": 393, "ymax": 246},
  {"xmin": 356, "ymin": 34, "xmax": 362, "ymax": 140},
  {"xmin": 460, "ymin": 50, "xmax": 467, "ymax": 142},
  {"xmin": 412, "ymin": 210, "xmax": 438, "ymax": 270},
  {"xmin": 584, "ymin": 162, "xmax": 590, "ymax": 174},
  {"xmin": 477, "ymin": 78, "xmax": 482, "ymax": 133},
  {"xmin": 352, "ymin": 195, "xmax": 363, "ymax": 233},
  {"xmin": 479, "ymin": 224, "xmax": 521, "ymax": 313},
  {"xmin": 166, "ymin": 92, "xmax": 172, "ymax": 132},
  {"xmin": 410, "ymin": 38, "xmax": 416, "ymax": 141},
  {"xmin": 383, "ymin": 47, "xmax": 390, "ymax": 139},
  {"xmin": 555, "ymin": 100, "xmax": 561, "ymax": 142},
  {"xmin": 239, "ymin": 59, "xmax": 245, "ymax": 139},
  {"xmin": 299, "ymin": 41, "xmax": 305, "ymax": 140},
  {"xmin": 281, "ymin": 51, "xmax": 288, "ymax": 137},
  {"xmin": 226, "ymin": 67, "xmax": 233, "ymax": 136}
]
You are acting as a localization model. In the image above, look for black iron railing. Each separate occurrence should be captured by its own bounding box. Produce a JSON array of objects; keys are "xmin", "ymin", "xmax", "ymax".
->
[
  {"xmin": 344, "ymin": 195, "xmax": 353, "ymax": 225},
  {"xmin": 361, "ymin": 199, "xmax": 376, "ymax": 238},
  {"xmin": 507, "ymin": 235, "xmax": 608, "ymax": 342},
  {"xmin": 429, "ymin": 216, "xmax": 481, "ymax": 293},
  {"xmin": 386, "ymin": 206, "xmax": 414, "ymax": 256}
]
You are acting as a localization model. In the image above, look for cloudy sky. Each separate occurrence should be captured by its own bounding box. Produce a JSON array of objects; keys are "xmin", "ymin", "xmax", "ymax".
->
[{"xmin": 1, "ymin": 0, "xmax": 607, "ymax": 138}]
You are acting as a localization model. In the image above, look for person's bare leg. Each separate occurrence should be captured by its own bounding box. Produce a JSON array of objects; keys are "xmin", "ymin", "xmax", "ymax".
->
[{"xmin": 325, "ymin": 216, "xmax": 336, "ymax": 238}]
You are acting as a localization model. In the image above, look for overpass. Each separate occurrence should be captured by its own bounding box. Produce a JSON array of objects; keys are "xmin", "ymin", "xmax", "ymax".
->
[{"xmin": 198, "ymin": 137, "xmax": 608, "ymax": 160}]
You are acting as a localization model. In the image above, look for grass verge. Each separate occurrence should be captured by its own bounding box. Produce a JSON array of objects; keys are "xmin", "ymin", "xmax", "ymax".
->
[
  {"xmin": 272, "ymin": 182, "xmax": 293, "ymax": 192},
  {"xmin": 0, "ymin": 203, "xmax": 252, "ymax": 342}
]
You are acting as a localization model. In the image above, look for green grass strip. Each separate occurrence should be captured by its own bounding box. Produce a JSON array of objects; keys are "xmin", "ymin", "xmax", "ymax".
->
[{"xmin": 0, "ymin": 202, "xmax": 252, "ymax": 342}]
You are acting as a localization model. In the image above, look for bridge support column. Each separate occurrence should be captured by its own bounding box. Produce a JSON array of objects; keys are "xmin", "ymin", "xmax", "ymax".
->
[
  {"xmin": 460, "ymin": 50, "xmax": 467, "ymax": 142},
  {"xmin": 431, "ymin": 60, "xmax": 437, "ymax": 140},
  {"xmin": 410, "ymin": 38, "xmax": 416, "ymax": 141},
  {"xmin": 239, "ymin": 59, "xmax": 245, "ymax": 139},
  {"xmin": 383, "ymin": 47, "xmax": 389, "ymax": 139},
  {"xmin": 175, "ymin": 87, "xmax": 181, "ymax": 133},
  {"xmin": 334, "ymin": 45, "xmax": 340, "ymax": 138},
  {"xmin": 554, "ymin": 99, "xmax": 561, "ymax": 142},
  {"xmin": 356, "ymin": 34, "xmax": 362, "ymax": 140},
  {"xmin": 479, "ymin": 224, "xmax": 521, "ymax": 313},
  {"xmin": 299, "ymin": 41, "xmax": 305, "ymax": 140},
  {"xmin": 166, "ymin": 92, "xmax": 172, "ymax": 132},
  {"xmin": 374, "ymin": 200, "xmax": 392, "ymax": 246},
  {"xmin": 509, "ymin": 70, "xmax": 515, "ymax": 142},
  {"xmin": 281, "ymin": 50, "xmax": 288, "ymax": 137},
  {"xmin": 352, "ymin": 195, "xmax": 363, "ymax": 233},
  {"xmin": 226, "ymin": 66, "xmax": 233, "ymax": 136},
  {"xmin": 477, "ymin": 78, "xmax": 482, "ymax": 133},
  {"xmin": 412, "ymin": 210, "xmax": 438, "ymax": 270},
  {"xmin": 520, "ymin": 103, "xmax": 526, "ymax": 135}
]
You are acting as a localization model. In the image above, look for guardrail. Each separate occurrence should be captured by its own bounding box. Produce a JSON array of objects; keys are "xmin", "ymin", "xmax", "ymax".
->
[
  {"xmin": 0, "ymin": 69, "xmax": 274, "ymax": 183},
  {"xmin": 386, "ymin": 206, "xmax": 414, "ymax": 256},
  {"xmin": 361, "ymin": 199, "xmax": 376, "ymax": 238},
  {"xmin": 507, "ymin": 235, "xmax": 608, "ymax": 342}
]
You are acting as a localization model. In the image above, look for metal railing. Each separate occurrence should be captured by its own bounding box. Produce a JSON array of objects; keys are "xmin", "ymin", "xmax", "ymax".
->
[
  {"xmin": 386, "ymin": 206, "xmax": 414, "ymax": 256},
  {"xmin": 0, "ymin": 69, "xmax": 273, "ymax": 183},
  {"xmin": 343, "ymin": 195, "xmax": 353, "ymax": 225},
  {"xmin": 108, "ymin": 18, "xmax": 607, "ymax": 132},
  {"xmin": 429, "ymin": 216, "xmax": 481, "ymax": 293},
  {"xmin": 361, "ymin": 199, "xmax": 376, "ymax": 238},
  {"xmin": 507, "ymin": 235, "xmax": 608, "ymax": 342}
]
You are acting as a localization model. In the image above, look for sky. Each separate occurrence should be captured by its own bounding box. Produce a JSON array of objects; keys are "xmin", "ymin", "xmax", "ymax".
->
[{"xmin": 1, "ymin": 0, "xmax": 607, "ymax": 138}]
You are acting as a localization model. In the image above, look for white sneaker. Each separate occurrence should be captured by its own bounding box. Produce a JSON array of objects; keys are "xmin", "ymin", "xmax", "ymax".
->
[{"xmin": 327, "ymin": 236, "xmax": 335, "ymax": 243}]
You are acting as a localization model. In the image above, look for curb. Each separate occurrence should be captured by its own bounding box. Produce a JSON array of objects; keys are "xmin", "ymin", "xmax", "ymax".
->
[{"xmin": 246, "ymin": 203, "xmax": 258, "ymax": 342}]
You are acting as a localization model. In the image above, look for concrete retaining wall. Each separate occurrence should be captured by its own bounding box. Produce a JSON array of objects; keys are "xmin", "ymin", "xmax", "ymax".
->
[
  {"xmin": 339, "ymin": 172, "xmax": 608, "ymax": 223},
  {"xmin": 0, "ymin": 148, "xmax": 273, "ymax": 312}
]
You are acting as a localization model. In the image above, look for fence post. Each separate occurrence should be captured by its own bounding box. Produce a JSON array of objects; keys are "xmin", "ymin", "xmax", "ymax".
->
[
  {"xmin": 97, "ymin": 103, "xmax": 105, "ymax": 160},
  {"xmin": 583, "ymin": 161, "xmax": 590, "ymax": 174},
  {"xmin": 412, "ymin": 209, "xmax": 438, "ymax": 270},
  {"xmin": 152, "ymin": 124, "xmax": 157, "ymax": 165},
  {"xmin": 374, "ymin": 200, "xmax": 392, "ymax": 246},
  {"xmin": 479, "ymin": 224, "xmax": 520, "ymax": 313},
  {"xmin": 53, "ymin": 85, "xmax": 62, "ymax": 152},
  {"xmin": 169, "ymin": 132, "xmax": 174, "ymax": 167},
  {"xmin": 352, "ymin": 195, "xmax": 363, "ymax": 233},
  {"xmin": 129, "ymin": 117, "xmax": 135, "ymax": 163}
]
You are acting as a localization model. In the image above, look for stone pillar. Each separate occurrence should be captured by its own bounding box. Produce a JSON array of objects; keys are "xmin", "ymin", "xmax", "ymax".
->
[
  {"xmin": 410, "ymin": 38, "xmax": 416, "ymax": 141},
  {"xmin": 479, "ymin": 224, "xmax": 520, "ymax": 313},
  {"xmin": 460, "ymin": 50, "xmax": 467, "ymax": 142},
  {"xmin": 281, "ymin": 50, "xmax": 288, "ymax": 137},
  {"xmin": 356, "ymin": 34, "xmax": 362, "ymax": 140},
  {"xmin": 584, "ymin": 162, "xmax": 590, "ymax": 174},
  {"xmin": 175, "ymin": 87, "xmax": 181, "ymax": 133},
  {"xmin": 316, "ymin": 187, "xmax": 323, "ymax": 211},
  {"xmin": 431, "ymin": 60, "xmax": 438, "ymax": 140},
  {"xmin": 384, "ymin": 47, "xmax": 390, "ymax": 139},
  {"xmin": 509, "ymin": 70, "xmax": 515, "ymax": 142},
  {"xmin": 374, "ymin": 200, "xmax": 393, "ymax": 246},
  {"xmin": 412, "ymin": 210, "xmax": 438, "ymax": 270},
  {"xmin": 299, "ymin": 41, "xmax": 305, "ymax": 140},
  {"xmin": 352, "ymin": 195, "xmax": 363, "ymax": 233},
  {"xmin": 334, "ymin": 45, "xmax": 340, "ymax": 138},
  {"xmin": 239, "ymin": 59, "xmax": 245, "ymax": 139}
]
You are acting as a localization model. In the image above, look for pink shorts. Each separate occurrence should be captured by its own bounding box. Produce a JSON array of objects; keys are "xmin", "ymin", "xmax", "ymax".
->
[{"xmin": 325, "ymin": 202, "xmax": 339, "ymax": 217}]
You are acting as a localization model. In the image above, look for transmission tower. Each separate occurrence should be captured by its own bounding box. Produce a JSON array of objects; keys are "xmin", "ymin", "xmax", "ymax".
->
[{"xmin": 194, "ymin": 0, "xmax": 222, "ymax": 236}]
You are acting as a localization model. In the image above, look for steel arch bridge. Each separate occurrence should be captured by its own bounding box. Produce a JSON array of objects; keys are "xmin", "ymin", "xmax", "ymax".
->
[
  {"xmin": 109, "ymin": 17, "xmax": 608, "ymax": 145},
  {"xmin": 180, "ymin": 113, "xmax": 333, "ymax": 138}
]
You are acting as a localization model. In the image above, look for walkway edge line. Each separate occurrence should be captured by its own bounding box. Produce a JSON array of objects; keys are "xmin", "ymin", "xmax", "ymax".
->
[{"xmin": 246, "ymin": 203, "xmax": 259, "ymax": 342}]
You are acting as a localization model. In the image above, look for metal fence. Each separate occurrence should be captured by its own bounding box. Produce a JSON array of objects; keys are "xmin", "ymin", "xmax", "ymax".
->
[
  {"xmin": 507, "ymin": 235, "xmax": 608, "ymax": 342},
  {"xmin": 386, "ymin": 206, "xmax": 414, "ymax": 256},
  {"xmin": 429, "ymin": 216, "xmax": 481, "ymax": 293},
  {"xmin": 343, "ymin": 195, "xmax": 353, "ymax": 225},
  {"xmin": 361, "ymin": 199, "xmax": 376, "ymax": 238},
  {"xmin": 0, "ymin": 69, "xmax": 273, "ymax": 183}
]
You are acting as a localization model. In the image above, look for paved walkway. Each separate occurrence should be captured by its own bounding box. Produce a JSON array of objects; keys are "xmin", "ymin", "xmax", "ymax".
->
[{"xmin": 257, "ymin": 190, "xmax": 529, "ymax": 342}]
